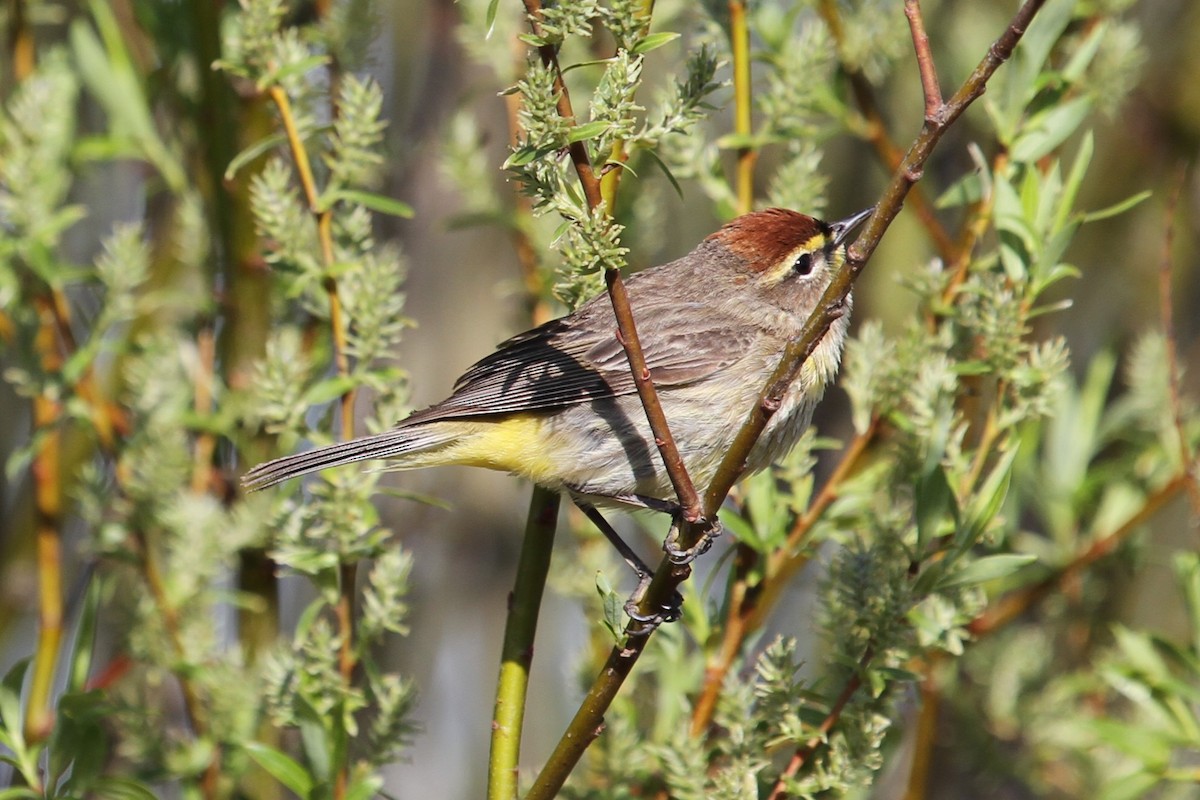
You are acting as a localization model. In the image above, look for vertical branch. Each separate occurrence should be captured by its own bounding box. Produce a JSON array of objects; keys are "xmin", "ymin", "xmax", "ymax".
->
[
  {"xmin": 1158, "ymin": 165, "xmax": 1200, "ymax": 515},
  {"xmin": 729, "ymin": 0, "xmax": 755, "ymax": 214},
  {"xmin": 518, "ymin": 0, "xmax": 703, "ymax": 523},
  {"xmin": 7, "ymin": 0, "xmax": 35, "ymax": 81},
  {"xmin": 132, "ymin": 525, "xmax": 222, "ymax": 798},
  {"xmin": 905, "ymin": 0, "xmax": 942, "ymax": 119},
  {"xmin": 267, "ymin": 78, "xmax": 357, "ymax": 800},
  {"xmin": 488, "ymin": 487, "xmax": 561, "ymax": 800},
  {"xmin": 903, "ymin": 662, "xmax": 942, "ymax": 800},
  {"xmin": 521, "ymin": 0, "xmax": 603, "ymax": 209},
  {"xmin": 266, "ymin": 85, "xmax": 355, "ymax": 443},
  {"xmin": 24, "ymin": 298, "xmax": 64, "ymax": 744}
]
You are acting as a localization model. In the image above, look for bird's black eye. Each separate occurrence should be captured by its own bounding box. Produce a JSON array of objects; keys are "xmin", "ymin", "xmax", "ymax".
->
[{"xmin": 793, "ymin": 252, "xmax": 814, "ymax": 276}]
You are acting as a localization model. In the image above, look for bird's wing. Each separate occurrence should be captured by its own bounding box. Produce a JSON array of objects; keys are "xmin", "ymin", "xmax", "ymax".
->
[{"xmin": 401, "ymin": 295, "xmax": 760, "ymax": 425}]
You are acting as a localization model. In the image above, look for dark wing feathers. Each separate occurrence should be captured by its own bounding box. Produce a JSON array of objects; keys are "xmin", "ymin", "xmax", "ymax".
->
[{"xmin": 401, "ymin": 293, "xmax": 758, "ymax": 426}]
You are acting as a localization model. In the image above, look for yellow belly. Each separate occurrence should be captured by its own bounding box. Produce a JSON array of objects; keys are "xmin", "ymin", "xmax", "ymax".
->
[{"xmin": 433, "ymin": 414, "xmax": 563, "ymax": 486}]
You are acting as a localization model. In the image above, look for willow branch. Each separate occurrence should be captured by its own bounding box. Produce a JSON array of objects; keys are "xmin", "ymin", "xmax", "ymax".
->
[
  {"xmin": 690, "ymin": 420, "xmax": 877, "ymax": 734},
  {"xmin": 817, "ymin": 0, "xmax": 956, "ymax": 263},
  {"xmin": 24, "ymin": 298, "xmax": 65, "ymax": 746},
  {"xmin": 489, "ymin": 488, "xmax": 561, "ymax": 800},
  {"xmin": 527, "ymin": 2, "xmax": 1048, "ymax": 795},
  {"xmin": 730, "ymin": 0, "xmax": 755, "ymax": 214},
  {"xmin": 1158, "ymin": 166, "xmax": 1200, "ymax": 515},
  {"xmin": 521, "ymin": 0, "xmax": 602, "ymax": 209},
  {"xmin": 267, "ymin": 85, "xmax": 354, "ymax": 443},
  {"xmin": 765, "ymin": 647, "xmax": 874, "ymax": 800},
  {"xmin": 969, "ymin": 472, "xmax": 1187, "ymax": 637},
  {"xmin": 268, "ymin": 77, "xmax": 358, "ymax": 800},
  {"xmin": 905, "ymin": 0, "xmax": 942, "ymax": 120},
  {"xmin": 520, "ymin": 0, "xmax": 702, "ymax": 523}
]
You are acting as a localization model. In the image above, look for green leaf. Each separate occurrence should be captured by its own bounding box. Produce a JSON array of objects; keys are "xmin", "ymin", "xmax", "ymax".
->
[
  {"xmin": 263, "ymin": 54, "xmax": 331, "ymax": 91},
  {"xmin": 71, "ymin": 3, "xmax": 187, "ymax": 193},
  {"xmin": 935, "ymin": 172, "xmax": 983, "ymax": 209},
  {"xmin": 51, "ymin": 691, "xmax": 111, "ymax": 793},
  {"xmin": 632, "ymin": 32, "xmax": 681, "ymax": 54},
  {"xmin": 0, "ymin": 789, "xmax": 41, "ymax": 800},
  {"xmin": 302, "ymin": 376, "xmax": 359, "ymax": 407},
  {"xmin": 915, "ymin": 464, "xmax": 955, "ymax": 554},
  {"xmin": 85, "ymin": 778, "xmax": 159, "ymax": 800},
  {"xmin": 939, "ymin": 554, "xmax": 1037, "ymax": 589},
  {"xmin": 1010, "ymin": 96, "xmax": 1093, "ymax": 163},
  {"xmin": 567, "ymin": 121, "xmax": 611, "ymax": 144},
  {"xmin": 1095, "ymin": 771, "xmax": 1161, "ymax": 800},
  {"xmin": 1080, "ymin": 190, "xmax": 1151, "ymax": 224},
  {"xmin": 225, "ymin": 133, "xmax": 289, "ymax": 180},
  {"xmin": 596, "ymin": 572, "xmax": 624, "ymax": 641},
  {"xmin": 321, "ymin": 189, "xmax": 414, "ymax": 218},
  {"xmin": 1054, "ymin": 130, "xmax": 1093, "ymax": 232},
  {"xmin": 244, "ymin": 741, "xmax": 315, "ymax": 796},
  {"xmin": 959, "ymin": 446, "xmax": 1018, "ymax": 546},
  {"xmin": 0, "ymin": 659, "xmax": 30, "ymax": 733},
  {"xmin": 641, "ymin": 147, "xmax": 684, "ymax": 199},
  {"xmin": 504, "ymin": 145, "xmax": 543, "ymax": 168},
  {"xmin": 345, "ymin": 774, "xmax": 385, "ymax": 800},
  {"xmin": 485, "ymin": 0, "xmax": 500, "ymax": 37}
]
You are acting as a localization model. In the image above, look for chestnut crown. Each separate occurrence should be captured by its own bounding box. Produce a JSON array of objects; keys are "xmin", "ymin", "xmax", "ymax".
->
[{"xmin": 706, "ymin": 207, "xmax": 872, "ymax": 281}]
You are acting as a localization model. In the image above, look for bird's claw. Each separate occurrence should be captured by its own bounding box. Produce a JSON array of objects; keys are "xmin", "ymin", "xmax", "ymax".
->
[
  {"xmin": 663, "ymin": 515, "xmax": 723, "ymax": 565},
  {"xmin": 623, "ymin": 574, "xmax": 683, "ymax": 636}
]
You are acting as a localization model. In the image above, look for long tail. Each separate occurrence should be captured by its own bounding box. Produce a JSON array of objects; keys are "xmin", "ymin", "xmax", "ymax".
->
[{"xmin": 242, "ymin": 423, "xmax": 458, "ymax": 491}]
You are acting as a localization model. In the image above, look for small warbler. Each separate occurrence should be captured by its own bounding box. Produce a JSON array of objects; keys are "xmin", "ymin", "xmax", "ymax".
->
[{"xmin": 244, "ymin": 207, "xmax": 870, "ymax": 579}]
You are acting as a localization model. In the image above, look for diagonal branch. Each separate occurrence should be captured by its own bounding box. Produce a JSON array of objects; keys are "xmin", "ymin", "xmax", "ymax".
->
[
  {"xmin": 519, "ymin": 0, "xmax": 704, "ymax": 523},
  {"xmin": 526, "ymin": 1, "xmax": 1049, "ymax": 796}
]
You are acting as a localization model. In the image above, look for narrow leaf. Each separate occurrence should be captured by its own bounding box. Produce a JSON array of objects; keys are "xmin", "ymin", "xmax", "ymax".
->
[
  {"xmin": 940, "ymin": 554, "xmax": 1037, "ymax": 589},
  {"xmin": 632, "ymin": 32, "xmax": 681, "ymax": 54},
  {"xmin": 225, "ymin": 133, "xmax": 289, "ymax": 180},
  {"xmin": 567, "ymin": 121, "xmax": 611, "ymax": 144},
  {"xmin": 244, "ymin": 742, "xmax": 315, "ymax": 796},
  {"xmin": 322, "ymin": 189, "xmax": 414, "ymax": 218}
]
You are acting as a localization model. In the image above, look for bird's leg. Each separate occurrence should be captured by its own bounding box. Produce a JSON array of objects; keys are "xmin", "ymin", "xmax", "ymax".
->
[
  {"xmin": 571, "ymin": 498, "xmax": 682, "ymax": 630},
  {"xmin": 578, "ymin": 490, "xmax": 725, "ymax": 567}
]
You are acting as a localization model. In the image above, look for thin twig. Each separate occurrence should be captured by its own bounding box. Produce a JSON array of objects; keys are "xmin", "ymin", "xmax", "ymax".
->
[
  {"xmin": 765, "ymin": 647, "xmax": 874, "ymax": 800},
  {"xmin": 969, "ymin": 472, "xmax": 1188, "ymax": 637},
  {"xmin": 905, "ymin": 0, "xmax": 942, "ymax": 120},
  {"xmin": 268, "ymin": 78, "xmax": 358, "ymax": 800},
  {"xmin": 817, "ymin": 0, "xmax": 956, "ymax": 263},
  {"xmin": 606, "ymin": 274, "xmax": 705, "ymax": 524},
  {"xmin": 527, "ymin": 2, "xmax": 1049, "ymax": 795},
  {"xmin": 690, "ymin": 421, "xmax": 877, "ymax": 735},
  {"xmin": 902, "ymin": 660, "xmax": 942, "ymax": 800},
  {"xmin": 266, "ymin": 85, "xmax": 355, "ymax": 443},
  {"xmin": 24, "ymin": 298, "xmax": 65, "ymax": 745},
  {"xmin": 519, "ymin": 0, "xmax": 702, "ymax": 524},
  {"xmin": 521, "ymin": 0, "xmax": 603, "ymax": 209},
  {"xmin": 1158, "ymin": 165, "xmax": 1200, "ymax": 516}
]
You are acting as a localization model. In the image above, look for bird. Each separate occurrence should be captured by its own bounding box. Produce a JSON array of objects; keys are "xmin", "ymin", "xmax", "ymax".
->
[{"xmin": 243, "ymin": 207, "xmax": 871, "ymax": 615}]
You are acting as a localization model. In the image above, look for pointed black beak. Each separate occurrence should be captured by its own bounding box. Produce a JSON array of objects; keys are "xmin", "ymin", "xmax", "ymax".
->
[{"xmin": 830, "ymin": 207, "xmax": 874, "ymax": 248}]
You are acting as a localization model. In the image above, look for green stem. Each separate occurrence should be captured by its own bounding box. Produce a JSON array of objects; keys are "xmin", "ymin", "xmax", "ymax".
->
[
  {"xmin": 488, "ymin": 487, "xmax": 561, "ymax": 800},
  {"xmin": 729, "ymin": 0, "xmax": 755, "ymax": 214}
]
